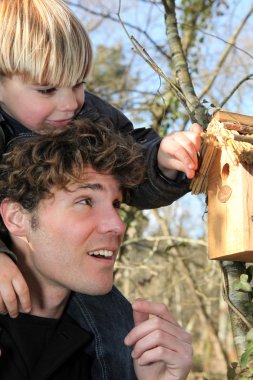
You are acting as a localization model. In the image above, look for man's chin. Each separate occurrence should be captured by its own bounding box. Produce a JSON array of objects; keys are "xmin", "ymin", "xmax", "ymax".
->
[{"xmin": 90, "ymin": 284, "xmax": 114, "ymax": 296}]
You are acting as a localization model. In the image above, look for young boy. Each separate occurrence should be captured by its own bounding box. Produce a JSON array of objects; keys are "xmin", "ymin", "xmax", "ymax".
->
[
  {"xmin": 0, "ymin": 120, "xmax": 192, "ymax": 379},
  {"xmin": 0, "ymin": 0, "xmax": 200, "ymax": 378}
]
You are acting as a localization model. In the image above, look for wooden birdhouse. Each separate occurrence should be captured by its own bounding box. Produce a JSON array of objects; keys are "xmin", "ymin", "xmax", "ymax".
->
[{"xmin": 191, "ymin": 110, "xmax": 253, "ymax": 262}]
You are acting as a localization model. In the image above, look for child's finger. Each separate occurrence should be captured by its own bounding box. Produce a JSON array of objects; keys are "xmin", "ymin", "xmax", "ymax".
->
[
  {"xmin": 0, "ymin": 295, "xmax": 7, "ymax": 315},
  {"xmin": 12, "ymin": 277, "xmax": 31, "ymax": 313},
  {"xmin": 0, "ymin": 284, "xmax": 18, "ymax": 318},
  {"xmin": 190, "ymin": 123, "xmax": 203, "ymax": 134}
]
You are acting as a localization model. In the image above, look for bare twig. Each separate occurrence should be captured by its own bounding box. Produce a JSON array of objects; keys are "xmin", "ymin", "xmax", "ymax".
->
[
  {"xmin": 232, "ymin": 134, "xmax": 253, "ymax": 144},
  {"xmin": 199, "ymin": 6, "xmax": 253, "ymax": 99},
  {"xmin": 219, "ymin": 74, "xmax": 253, "ymax": 108},
  {"xmin": 117, "ymin": 1, "xmax": 188, "ymax": 108},
  {"xmin": 121, "ymin": 235, "xmax": 207, "ymax": 248},
  {"xmin": 66, "ymin": 1, "xmax": 171, "ymax": 60}
]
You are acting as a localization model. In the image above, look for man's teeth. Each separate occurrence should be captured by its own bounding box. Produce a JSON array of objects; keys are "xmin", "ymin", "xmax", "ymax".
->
[{"xmin": 88, "ymin": 250, "xmax": 113, "ymax": 258}]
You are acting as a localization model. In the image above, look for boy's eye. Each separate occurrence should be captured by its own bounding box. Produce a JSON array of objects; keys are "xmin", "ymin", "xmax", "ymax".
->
[
  {"xmin": 73, "ymin": 81, "xmax": 86, "ymax": 89},
  {"xmin": 37, "ymin": 87, "xmax": 57, "ymax": 95}
]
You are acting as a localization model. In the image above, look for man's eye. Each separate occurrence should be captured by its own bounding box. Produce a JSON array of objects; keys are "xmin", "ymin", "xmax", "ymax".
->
[
  {"xmin": 113, "ymin": 200, "xmax": 122, "ymax": 210},
  {"xmin": 79, "ymin": 198, "xmax": 92, "ymax": 206},
  {"xmin": 37, "ymin": 88, "xmax": 57, "ymax": 95}
]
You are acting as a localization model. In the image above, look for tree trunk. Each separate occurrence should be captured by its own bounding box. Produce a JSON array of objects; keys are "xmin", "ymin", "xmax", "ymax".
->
[
  {"xmin": 221, "ymin": 261, "xmax": 253, "ymax": 359},
  {"xmin": 161, "ymin": 0, "xmax": 252, "ymax": 363},
  {"xmin": 161, "ymin": 0, "xmax": 210, "ymax": 128}
]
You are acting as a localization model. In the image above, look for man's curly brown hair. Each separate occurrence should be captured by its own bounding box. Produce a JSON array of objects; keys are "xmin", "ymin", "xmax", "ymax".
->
[{"xmin": 0, "ymin": 118, "xmax": 145, "ymax": 214}]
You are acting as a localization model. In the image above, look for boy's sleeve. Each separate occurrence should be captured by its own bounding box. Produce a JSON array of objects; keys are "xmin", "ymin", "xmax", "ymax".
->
[
  {"xmin": 83, "ymin": 92, "xmax": 190, "ymax": 210},
  {"xmin": 0, "ymin": 123, "xmax": 17, "ymax": 261},
  {"xmin": 0, "ymin": 239, "xmax": 17, "ymax": 262},
  {"xmin": 126, "ymin": 127, "xmax": 190, "ymax": 209}
]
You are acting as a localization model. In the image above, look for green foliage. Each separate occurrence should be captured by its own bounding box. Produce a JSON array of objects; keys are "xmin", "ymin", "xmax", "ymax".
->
[
  {"xmin": 227, "ymin": 362, "xmax": 238, "ymax": 380},
  {"xmin": 233, "ymin": 274, "xmax": 253, "ymax": 293},
  {"xmin": 177, "ymin": 0, "xmax": 229, "ymax": 76},
  {"xmin": 119, "ymin": 204, "xmax": 148, "ymax": 240},
  {"xmin": 226, "ymin": 328, "xmax": 253, "ymax": 378},
  {"xmin": 179, "ymin": 0, "xmax": 229, "ymax": 30},
  {"xmin": 240, "ymin": 330, "xmax": 253, "ymax": 370},
  {"xmin": 233, "ymin": 279, "xmax": 253, "ymax": 378}
]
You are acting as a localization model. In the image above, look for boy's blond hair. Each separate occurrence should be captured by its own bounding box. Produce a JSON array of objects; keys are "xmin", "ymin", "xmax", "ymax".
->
[{"xmin": 0, "ymin": 0, "xmax": 92, "ymax": 86}]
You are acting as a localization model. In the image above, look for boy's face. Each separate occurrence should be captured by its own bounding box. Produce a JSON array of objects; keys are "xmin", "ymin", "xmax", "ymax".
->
[
  {"xmin": 21, "ymin": 168, "xmax": 126, "ymax": 296},
  {"xmin": 0, "ymin": 75, "xmax": 85, "ymax": 133}
]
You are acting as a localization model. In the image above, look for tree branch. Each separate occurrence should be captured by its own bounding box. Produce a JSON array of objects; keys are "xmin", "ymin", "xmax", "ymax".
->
[
  {"xmin": 199, "ymin": 6, "xmax": 253, "ymax": 99},
  {"xmin": 66, "ymin": 1, "xmax": 171, "ymax": 60},
  {"xmin": 161, "ymin": 0, "xmax": 210, "ymax": 127},
  {"xmin": 220, "ymin": 261, "xmax": 253, "ymax": 359},
  {"xmin": 219, "ymin": 74, "xmax": 253, "ymax": 108}
]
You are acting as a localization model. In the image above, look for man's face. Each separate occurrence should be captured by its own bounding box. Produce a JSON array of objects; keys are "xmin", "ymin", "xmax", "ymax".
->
[
  {"xmin": 24, "ymin": 168, "xmax": 126, "ymax": 296},
  {"xmin": 0, "ymin": 75, "xmax": 85, "ymax": 133}
]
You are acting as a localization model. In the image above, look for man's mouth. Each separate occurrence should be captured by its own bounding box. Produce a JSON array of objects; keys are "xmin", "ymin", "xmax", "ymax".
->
[{"xmin": 88, "ymin": 250, "xmax": 114, "ymax": 258}]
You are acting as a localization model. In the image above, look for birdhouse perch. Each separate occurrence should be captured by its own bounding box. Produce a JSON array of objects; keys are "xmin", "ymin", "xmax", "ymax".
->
[{"xmin": 191, "ymin": 110, "xmax": 253, "ymax": 262}]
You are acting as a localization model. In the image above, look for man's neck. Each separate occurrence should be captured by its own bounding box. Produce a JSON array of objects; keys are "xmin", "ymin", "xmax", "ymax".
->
[
  {"xmin": 11, "ymin": 241, "xmax": 70, "ymax": 319},
  {"xmin": 29, "ymin": 289, "xmax": 70, "ymax": 319}
]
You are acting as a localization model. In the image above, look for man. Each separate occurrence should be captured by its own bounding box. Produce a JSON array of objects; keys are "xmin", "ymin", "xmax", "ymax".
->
[
  {"xmin": 0, "ymin": 119, "xmax": 192, "ymax": 379},
  {"xmin": 0, "ymin": 1, "xmax": 200, "ymax": 377}
]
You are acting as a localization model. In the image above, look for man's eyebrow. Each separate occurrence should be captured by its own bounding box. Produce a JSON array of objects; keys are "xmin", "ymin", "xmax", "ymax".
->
[
  {"xmin": 77, "ymin": 183, "xmax": 123, "ymax": 194},
  {"xmin": 78, "ymin": 183, "xmax": 104, "ymax": 191}
]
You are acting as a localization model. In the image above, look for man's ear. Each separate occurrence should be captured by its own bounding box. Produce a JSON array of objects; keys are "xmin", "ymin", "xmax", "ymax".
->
[{"xmin": 0, "ymin": 199, "xmax": 28, "ymax": 236}]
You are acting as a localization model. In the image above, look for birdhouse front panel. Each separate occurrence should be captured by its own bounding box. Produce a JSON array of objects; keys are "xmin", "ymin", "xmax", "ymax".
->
[
  {"xmin": 191, "ymin": 110, "xmax": 253, "ymax": 262},
  {"xmin": 208, "ymin": 145, "xmax": 253, "ymax": 262}
]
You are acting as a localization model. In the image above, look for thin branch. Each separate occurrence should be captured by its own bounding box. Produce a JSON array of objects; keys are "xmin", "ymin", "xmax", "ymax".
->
[
  {"xmin": 221, "ymin": 273, "xmax": 252, "ymax": 330},
  {"xmin": 219, "ymin": 74, "xmax": 253, "ymax": 108},
  {"xmin": 117, "ymin": 1, "xmax": 188, "ymax": 107},
  {"xmin": 67, "ymin": 2, "xmax": 253, "ymax": 62},
  {"xmin": 66, "ymin": 1, "xmax": 171, "ymax": 60},
  {"xmin": 121, "ymin": 235, "xmax": 207, "ymax": 248},
  {"xmin": 199, "ymin": 6, "xmax": 253, "ymax": 99}
]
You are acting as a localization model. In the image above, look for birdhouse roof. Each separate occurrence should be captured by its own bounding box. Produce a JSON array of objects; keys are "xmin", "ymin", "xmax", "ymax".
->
[{"xmin": 190, "ymin": 110, "xmax": 253, "ymax": 194}]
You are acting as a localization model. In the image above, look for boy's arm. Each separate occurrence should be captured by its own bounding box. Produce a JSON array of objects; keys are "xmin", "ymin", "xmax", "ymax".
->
[
  {"xmin": 84, "ymin": 91, "xmax": 201, "ymax": 209},
  {"xmin": 0, "ymin": 239, "xmax": 18, "ymax": 262},
  {"xmin": 125, "ymin": 299, "xmax": 192, "ymax": 380},
  {"xmin": 0, "ymin": 244, "xmax": 31, "ymax": 317},
  {"xmin": 126, "ymin": 124, "xmax": 201, "ymax": 209},
  {"xmin": 0, "ymin": 122, "xmax": 31, "ymax": 317}
]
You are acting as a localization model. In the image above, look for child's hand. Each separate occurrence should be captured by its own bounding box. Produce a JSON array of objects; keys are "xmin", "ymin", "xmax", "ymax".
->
[
  {"xmin": 157, "ymin": 123, "xmax": 202, "ymax": 180},
  {"xmin": 0, "ymin": 253, "xmax": 31, "ymax": 317},
  {"xmin": 125, "ymin": 299, "xmax": 192, "ymax": 380}
]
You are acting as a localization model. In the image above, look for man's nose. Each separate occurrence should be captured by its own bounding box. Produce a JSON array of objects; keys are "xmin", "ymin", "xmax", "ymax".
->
[
  {"xmin": 57, "ymin": 89, "xmax": 78, "ymax": 112},
  {"xmin": 98, "ymin": 209, "xmax": 126, "ymax": 236}
]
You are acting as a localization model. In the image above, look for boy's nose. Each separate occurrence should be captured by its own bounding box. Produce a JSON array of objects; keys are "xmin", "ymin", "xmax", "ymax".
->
[{"xmin": 58, "ymin": 89, "xmax": 79, "ymax": 112}]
